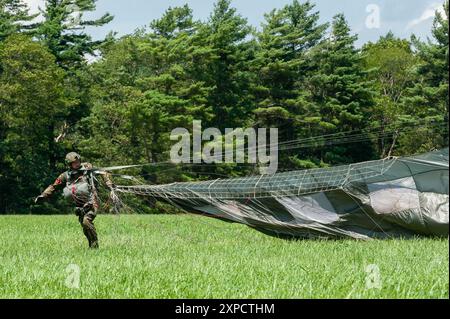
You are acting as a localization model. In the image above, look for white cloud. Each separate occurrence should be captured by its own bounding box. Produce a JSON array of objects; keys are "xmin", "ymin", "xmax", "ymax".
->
[
  {"xmin": 406, "ymin": 2, "xmax": 446, "ymax": 29},
  {"xmin": 23, "ymin": 0, "xmax": 45, "ymax": 13},
  {"xmin": 21, "ymin": 0, "xmax": 45, "ymax": 24}
]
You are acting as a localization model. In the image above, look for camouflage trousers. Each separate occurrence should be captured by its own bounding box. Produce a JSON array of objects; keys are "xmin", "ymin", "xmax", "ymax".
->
[{"xmin": 76, "ymin": 204, "xmax": 99, "ymax": 249}]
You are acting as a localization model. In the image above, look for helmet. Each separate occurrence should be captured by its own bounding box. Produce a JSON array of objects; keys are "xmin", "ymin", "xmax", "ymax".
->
[{"xmin": 65, "ymin": 152, "xmax": 81, "ymax": 166}]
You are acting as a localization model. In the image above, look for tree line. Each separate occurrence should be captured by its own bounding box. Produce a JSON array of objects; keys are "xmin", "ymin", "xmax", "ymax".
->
[{"xmin": 0, "ymin": 0, "xmax": 448, "ymax": 213}]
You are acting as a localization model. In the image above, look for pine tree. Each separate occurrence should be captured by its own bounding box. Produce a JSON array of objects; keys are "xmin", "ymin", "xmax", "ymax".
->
[
  {"xmin": 0, "ymin": 0, "xmax": 38, "ymax": 41},
  {"xmin": 79, "ymin": 6, "xmax": 214, "ymax": 171},
  {"xmin": 362, "ymin": 32, "xmax": 418, "ymax": 157},
  {"xmin": 197, "ymin": 0, "xmax": 256, "ymax": 129},
  {"xmin": 32, "ymin": 0, "xmax": 115, "ymax": 158},
  {"xmin": 253, "ymin": 0, "xmax": 328, "ymax": 169},
  {"xmin": 36, "ymin": 0, "xmax": 113, "ymax": 69},
  {"xmin": 256, "ymin": 0, "xmax": 327, "ymax": 105},
  {"xmin": 149, "ymin": 4, "xmax": 196, "ymax": 39},
  {"xmin": 402, "ymin": 1, "xmax": 449, "ymax": 151},
  {"xmin": 306, "ymin": 14, "xmax": 376, "ymax": 163},
  {"xmin": 0, "ymin": 35, "xmax": 72, "ymax": 212}
]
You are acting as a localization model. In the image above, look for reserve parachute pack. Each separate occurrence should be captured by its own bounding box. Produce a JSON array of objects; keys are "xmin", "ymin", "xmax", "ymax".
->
[{"xmin": 62, "ymin": 165, "xmax": 94, "ymax": 205}]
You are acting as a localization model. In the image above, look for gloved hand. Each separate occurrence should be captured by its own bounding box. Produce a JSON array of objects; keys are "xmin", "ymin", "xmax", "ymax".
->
[
  {"xmin": 34, "ymin": 195, "xmax": 45, "ymax": 204},
  {"xmin": 75, "ymin": 207, "xmax": 85, "ymax": 217}
]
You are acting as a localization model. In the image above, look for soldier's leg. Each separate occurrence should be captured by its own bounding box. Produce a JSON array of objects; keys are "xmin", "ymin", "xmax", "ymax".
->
[
  {"xmin": 77, "ymin": 211, "xmax": 92, "ymax": 247},
  {"xmin": 82, "ymin": 211, "xmax": 98, "ymax": 248}
]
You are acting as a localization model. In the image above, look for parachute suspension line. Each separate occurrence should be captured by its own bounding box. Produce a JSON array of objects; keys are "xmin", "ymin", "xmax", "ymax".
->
[
  {"xmin": 88, "ymin": 170, "xmax": 100, "ymax": 210},
  {"xmin": 340, "ymin": 187, "xmax": 393, "ymax": 239},
  {"xmin": 110, "ymin": 148, "xmax": 448, "ymax": 239},
  {"xmin": 93, "ymin": 119, "xmax": 447, "ymax": 173},
  {"xmin": 98, "ymin": 120, "xmax": 447, "ymax": 239},
  {"xmin": 115, "ymin": 156, "xmax": 397, "ymax": 200}
]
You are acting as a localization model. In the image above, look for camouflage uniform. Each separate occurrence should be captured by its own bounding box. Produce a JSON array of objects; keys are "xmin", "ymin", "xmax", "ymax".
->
[{"xmin": 40, "ymin": 162, "xmax": 114, "ymax": 249}]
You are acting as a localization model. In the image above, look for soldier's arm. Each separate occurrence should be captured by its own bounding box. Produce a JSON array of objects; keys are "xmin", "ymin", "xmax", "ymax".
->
[
  {"xmin": 100, "ymin": 171, "xmax": 115, "ymax": 190},
  {"xmin": 84, "ymin": 162, "xmax": 115, "ymax": 190},
  {"xmin": 83, "ymin": 162, "xmax": 93, "ymax": 170},
  {"xmin": 41, "ymin": 173, "xmax": 67, "ymax": 199}
]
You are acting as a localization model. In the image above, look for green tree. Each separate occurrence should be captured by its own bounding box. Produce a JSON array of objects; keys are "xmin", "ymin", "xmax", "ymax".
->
[
  {"xmin": 196, "ymin": 0, "xmax": 256, "ymax": 129},
  {"xmin": 36, "ymin": 0, "xmax": 113, "ymax": 69},
  {"xmin": 401, "ymin": 1, "xmax": 449, "ymax": 152},
  {"xmin": 306, "ymin": 14, "xmax": 376, "ymax": 163},
  {"xmin": 76, "ymin": 5, "xmax": 215, "ymax": 182},
  {"xmin": 362, "ymin": 32, "xmax": 419, "ymax": 157},
  {"xmin": 253, "ymin": 0, "xmax": 327, "ymax": 168},
  {"xmin": 0, "ymin": 35, "xmax": 72, "ymax": 213},
  {"xmin": 33, "ymin": 0, "xmax": 115, "ymax": 158},
  {"xmin": 0, "ymin": 0, "xmax": 37, "ymax": 41},
  {"xmin": 149, "ymin": 4, "xmax": 196, "ymax": 39}
]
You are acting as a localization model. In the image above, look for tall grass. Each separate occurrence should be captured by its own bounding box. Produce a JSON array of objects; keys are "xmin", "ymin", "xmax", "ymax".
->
[{"xmin": 0, "ymin": 215, "xmax": 448, "ymax": 299}]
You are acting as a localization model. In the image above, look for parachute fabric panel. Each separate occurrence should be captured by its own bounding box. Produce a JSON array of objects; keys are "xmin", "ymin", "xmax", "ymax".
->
[{"xmin": 116, "ymin": 149, "xmax": 449, "ymax": 239}]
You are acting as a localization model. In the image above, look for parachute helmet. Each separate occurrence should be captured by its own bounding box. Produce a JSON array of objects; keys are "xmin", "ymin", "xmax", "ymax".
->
[{"xmin": 65, "ymin": 152, "xmax": 81, "ymax": 166}]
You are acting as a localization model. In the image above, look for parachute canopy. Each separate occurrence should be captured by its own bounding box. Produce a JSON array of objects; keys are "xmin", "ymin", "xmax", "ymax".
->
[{"xmin": 117, "ymin": 148, "xmax": 449, "ymax": 239}]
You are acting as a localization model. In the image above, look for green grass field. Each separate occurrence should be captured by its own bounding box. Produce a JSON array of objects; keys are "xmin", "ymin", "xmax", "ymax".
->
[{"xmin": 0, "ymin": 214, "xmax": 448, "ymax": 299}]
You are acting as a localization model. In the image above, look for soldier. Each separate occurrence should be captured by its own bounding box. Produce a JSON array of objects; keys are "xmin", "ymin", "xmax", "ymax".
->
[{"xmin": 35, "ymin": 152, "xmax": 115, "ymax": 249}]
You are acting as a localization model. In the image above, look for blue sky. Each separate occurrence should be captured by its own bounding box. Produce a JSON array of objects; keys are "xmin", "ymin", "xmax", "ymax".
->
[{"xmin": 25, "ymin": 0, "xmax": 446, "ymax": 47}]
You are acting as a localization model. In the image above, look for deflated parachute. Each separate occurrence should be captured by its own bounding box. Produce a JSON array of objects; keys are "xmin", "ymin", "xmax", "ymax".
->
[{"xmin": 116, "ymin": 148, "xmax": 449, "ymax": 239}]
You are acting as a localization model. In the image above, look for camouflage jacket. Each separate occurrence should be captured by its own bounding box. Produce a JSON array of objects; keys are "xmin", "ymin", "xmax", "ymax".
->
[{"xmin": 41, "ymin": 163, "xmax": 114, "ymax": 200}]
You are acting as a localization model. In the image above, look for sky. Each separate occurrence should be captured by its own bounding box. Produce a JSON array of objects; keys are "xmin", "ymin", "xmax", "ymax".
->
[{"xmin": 23, "ymin": 0, "xmax": 446, "ymax": 47}]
